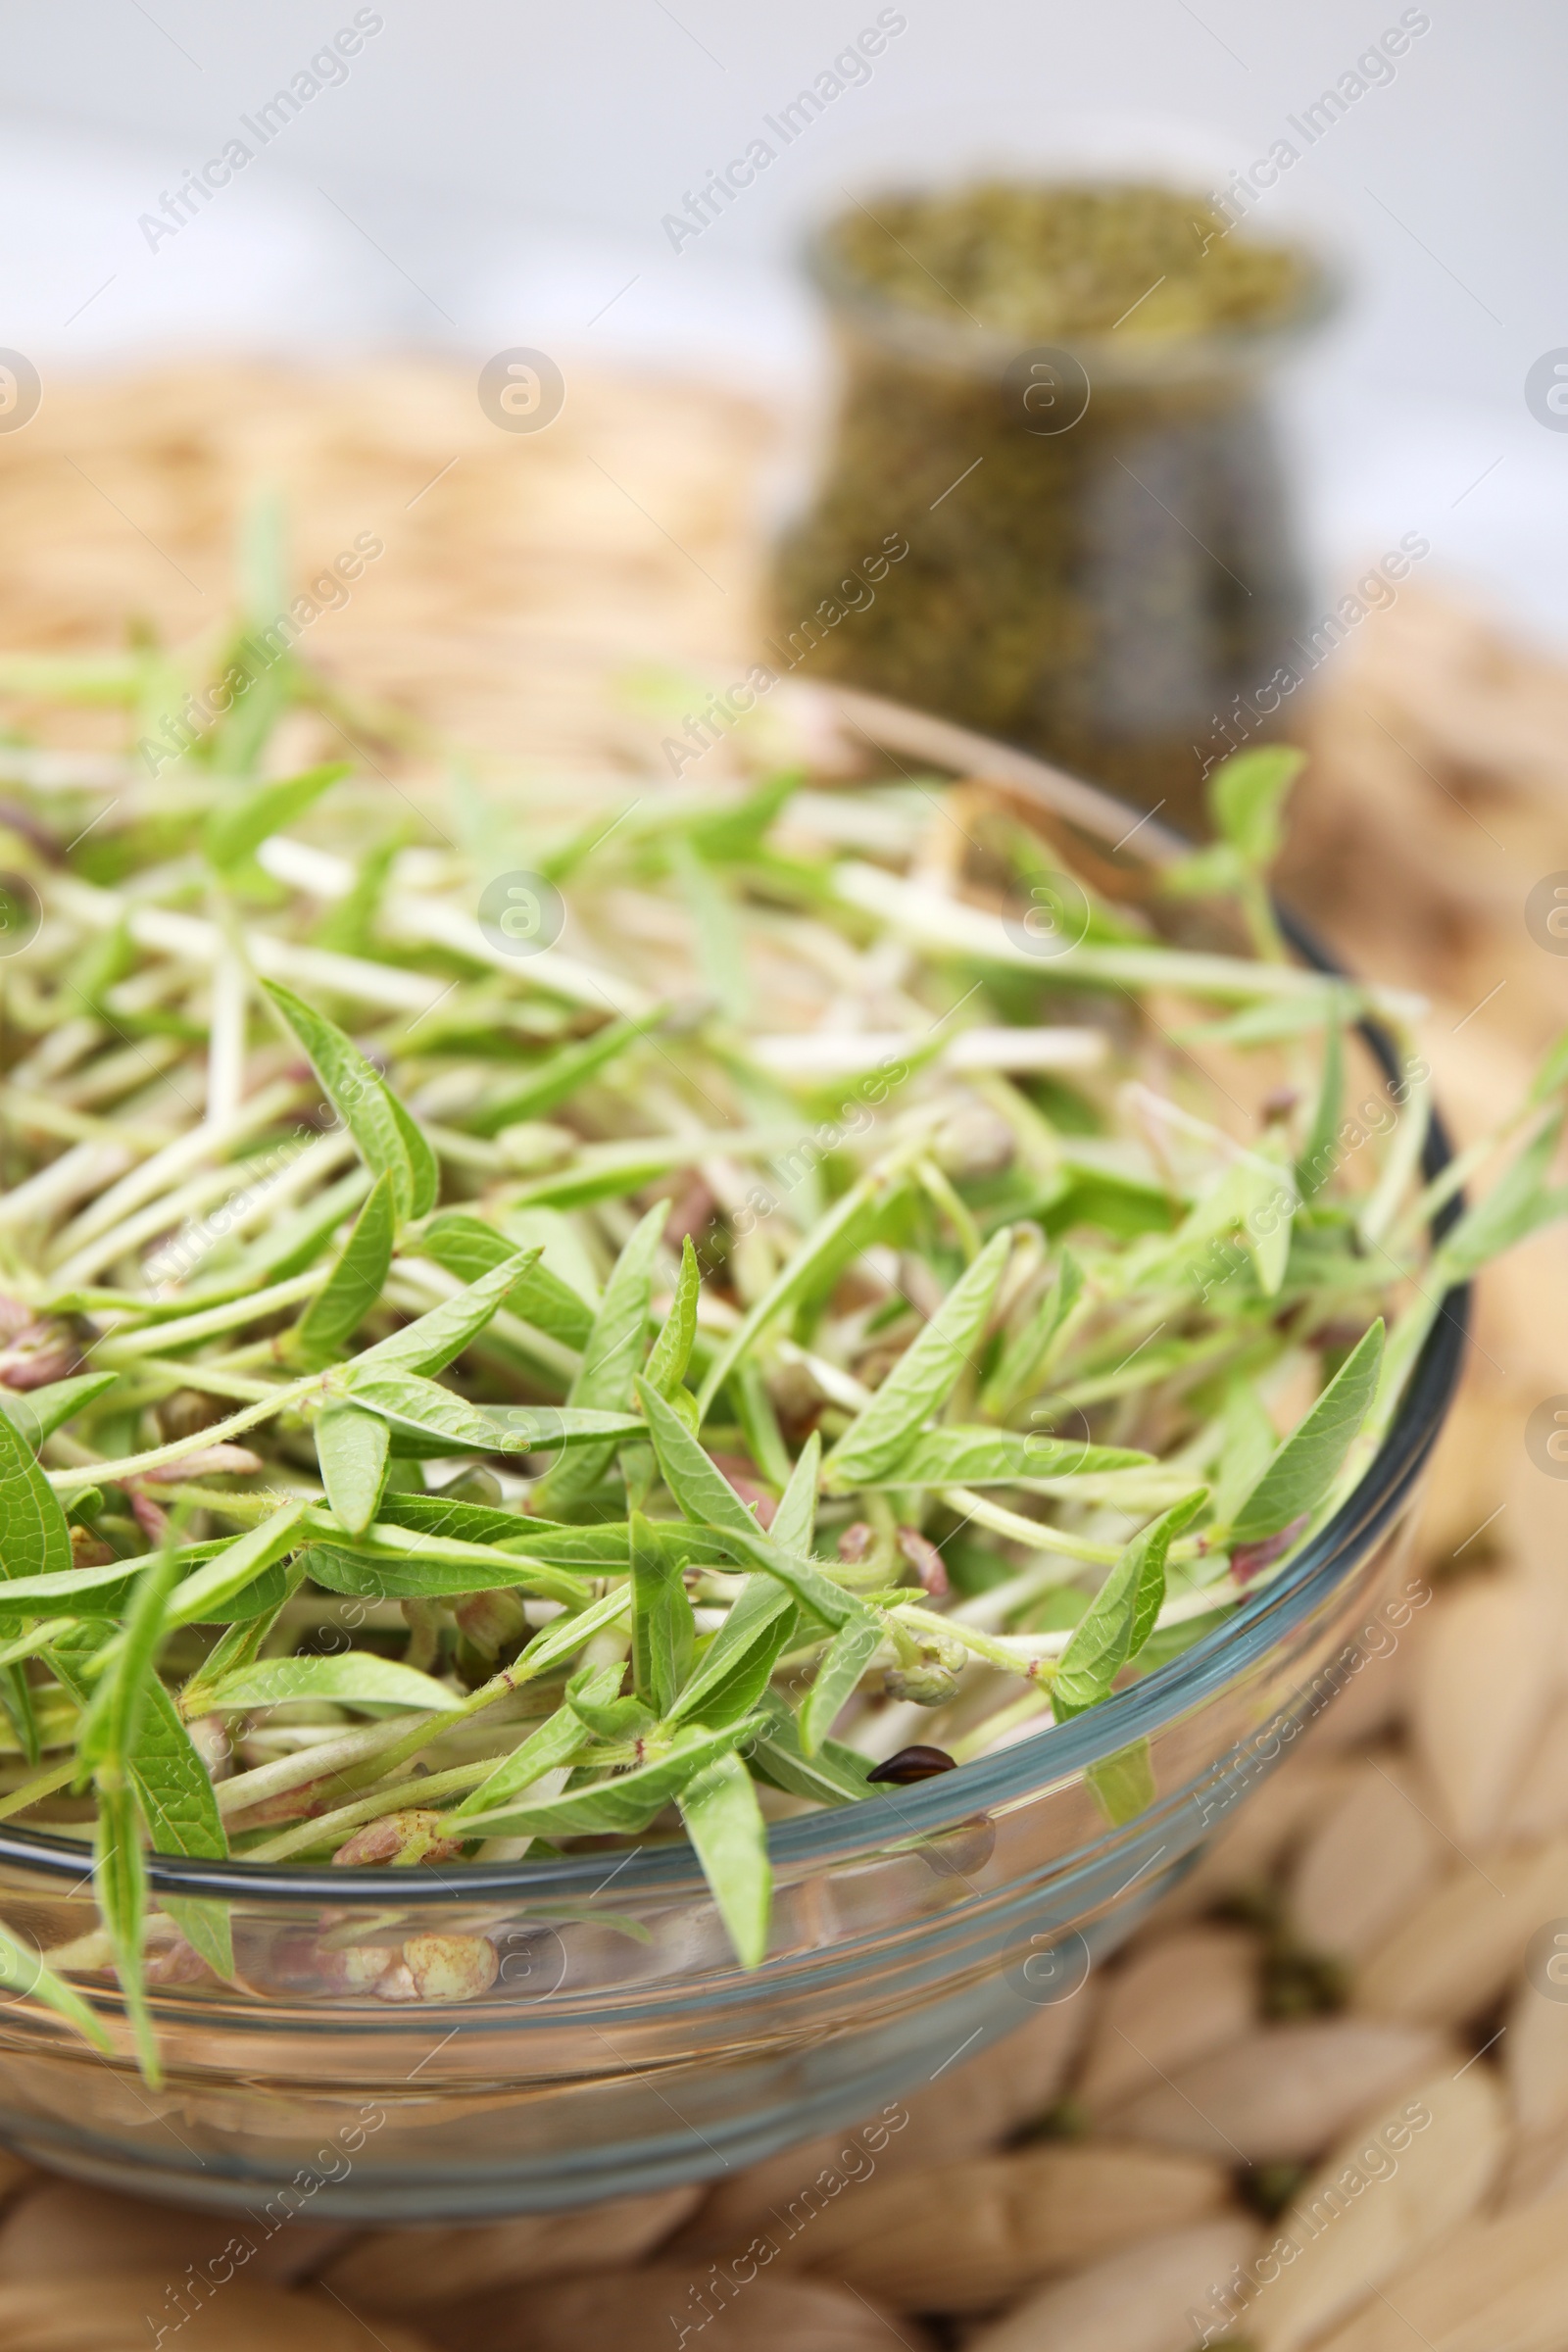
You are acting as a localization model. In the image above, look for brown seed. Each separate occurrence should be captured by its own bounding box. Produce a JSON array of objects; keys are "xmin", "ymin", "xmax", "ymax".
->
[
  {"xmin": 0, "ymin": 1321, "xmax": 80, "ymax": 1390},
  {"xmin": 144, "ymin": 1932, "xmax": 214, "ymax": 1987},
  {"xmin": 399, "ymin": 1932, "xmax": 499, "ymax": 2002},
  {"xmin": 866, "ymin": 1745, "xmax": 956, "ymax": 1784},
  {"xmin": 897, "ymin": 1525, "xmax": 950, "ymax": 1596},
  {"xmin": 331, "ymin": 1810, "xmax": 466, "ymax": 1869},
  {"xmin": 452, "ymin": 1589, "xmax": 529, "ymax": 1660},
  {"xmin": 266, "ymin": 1934, "xmax": 403, "ymax": 1997}
]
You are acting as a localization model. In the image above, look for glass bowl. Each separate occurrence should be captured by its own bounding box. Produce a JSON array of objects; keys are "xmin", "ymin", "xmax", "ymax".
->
[{"xmin": 0, "ymin": 694, "xmax": 1465, "ymax": 2219}]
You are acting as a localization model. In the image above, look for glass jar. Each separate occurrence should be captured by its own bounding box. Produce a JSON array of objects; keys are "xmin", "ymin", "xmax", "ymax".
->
[
  {"xmin": 0, "ymin": 702, "xmax": 1461, "ymax": 2221},
  {"xmin": 772, "ymin": 197, "xmax": 1339, "ymax": 834}
]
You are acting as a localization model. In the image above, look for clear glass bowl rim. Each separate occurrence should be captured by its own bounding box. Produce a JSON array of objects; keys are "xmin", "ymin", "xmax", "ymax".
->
[{"xmin": 0, "ymin": 710, "xmax": 1467, "ymax": 1908}]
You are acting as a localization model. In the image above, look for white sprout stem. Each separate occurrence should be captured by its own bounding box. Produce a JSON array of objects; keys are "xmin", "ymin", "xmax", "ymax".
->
[
  {"xmin": 832, "ymin": 860, "xmax": 1430, "ymax": 1021},
  {"xmin": 939, "ymin": 1486, "xmax": 1123, "ymax": 1567},
  {"xmin": 949, "ymin": 1687, "xmax": 1054, "ymax": 1763},
  {"xmin": 0, "ymin": 1089, "xmax": 160, "ymax": 1152},
  {"xmin": 748, "ymin": 1026, "xmax": 1105, "ymax": 1078},
  {"xmin": 140, "ymin": 1483, "xmax": 306, "ymax": 1521},
  {"xmin": 213, "ymin": 1713, "xmax": 437, "ymax": 1818},
  {"xmin": 205, "ymin": 944, "xmax": 249, "ymax": 1128},
  {"xmin": 950, "ymin": 1550, "xmax": 1105, "ymax": 1630},
  {"xmin": 111, "ymin": 1354, "xmax": 294, "ymax": 1405},
  {"xmin": 390, "ymin": 1258, "xmax": 581, "ymax": 1383},
  {"xmin": 48, "ymin": 1075, "xmax": 302, "ymax": 1264},
  {"xmin": 240, "ymin": 1758, "xmax": 502, "ymax": 1862},
  {"xmin": 100, "ymin": 1265, "xmax": 333, "ymax": 1356},
  {"xmin": 889, "ymin": 1600, "xmax": 1066, "ymax": 1672},
  {"xmin": 0, "ymin": 1140, "xmax": 131, "ymax": 1233},
  {"xmin": 50, "ymin": 1146, "xmax": 308, "ymax": 1292},
  {"xmin": 255, "ymin": 833, "xmax": 651, "ymax": 1018},
  {"xmin": 54, "ymin": 873, "xmax": 445, "ymax": 1014},
  {"xmin": 1358, "ymin": 1041, "xmax": 1433, "ymax": 1250},
  {"xmin": 46, "ymin": 1373, "xmax": 321, "ymax": 1489}
]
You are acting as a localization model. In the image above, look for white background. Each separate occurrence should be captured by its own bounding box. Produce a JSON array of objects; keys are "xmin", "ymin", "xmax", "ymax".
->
[{"xmin": 1, "ymin": 0, "xmax": 1564, "ymax": 634}]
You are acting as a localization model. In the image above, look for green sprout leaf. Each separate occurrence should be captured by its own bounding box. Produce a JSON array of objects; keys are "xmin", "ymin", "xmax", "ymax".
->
[
  {"xmin": 822, "ymin": 1225, "xmax": 1014, "ymax": 1488},
  {"xmin": 94, "ymin": 1784, "xmax": 159, "ymax": 2083},
  {"xmin": 646, "ymin": 1234, "xmax": 700, "ymax": 1406},
  {"xmin": 1052, "ymin": 1492, "xmax": 1206, "ymax": 1720},
  {"xmin": 1208, "ymin": 745, "xmax": 1306, "ymax": 870},
  {"xmin": 448, "ymin": 1697, "xmax": 594, "ymax": 1824},
  {"xmin": 197, "ymin": 1654, "xmax": 463, "ymax": 1713},
  {"xmin": 263, "ymin": 978, "xmax": 436, "ymax": 1223},
  {"xmin": 866, "ymin": 1427, "xmax": 1151, "ymax": 1488},
  {"xmin": 346, "ymin": 1372, "xmax": 640, "ymax": 1456},
  {"xmin": 771, "ymin": 1433, "xmax": 821, "ymax": 1555},
  {"xmin": 1438, "ymin": 1117, "xmax": 1568, "ymax": 1280},
  {"xmin": 746, "ymin": 1690, "xmax": 876, "ymax": 1807},
  {"xmin": 164, "ymin": 1503, "xmax": 308, "ymax": 1630},
  {"xmin": 629, "ymin": 1510, "xmax": 696, "ymax": 1716},
  {"xmin": 129, "ymin": 1680, "xmax": 233, "ymax": 1981},
  {"xmin": 0, "ymin": 1372, "xmax": 119, "ymax": 1450},
  {"xmin": 1228, "ymin": 1321, "xmax": 1385, "ymax": 1546},
  {"xmin": 538, "ymin": 1200, "xmax": 667, "ymax": 1508},
  {"xmin": 678, "ymin": 1749, "xmax": 772, "ymax": 1969},
  {"xmin": 799, "ymin": 1618, "xmax": 880, "ymax": 1754},
  {"xmin": 467, "ymin": 1007, "xmax": 664, "ymax": 1136},
  {"xmin": 314, "ymin": 1401, "xmax": 391, "ymax": 1537},
  {"xmin": 289, "ymin": 1171, "xmax": 396, "ymax": 1369},
  {"xmin": 203, "ymin": 761, "xmax": 349, "ymax": 872},
  {"xmin": 0, "ymin": 1408, "xmax": 74, "ymax": 1583},
  {"xmin": 459, "ymin": 1720, "xmax": 760, "ymax": 1838},
  {"xmin": 345, "ymin": 1249, "xmax": 539, "ymax": 1381},
  {"xmin": 0, "ymin": 1914, "xmax": 112, "ymax": 2053},
  {"xmin": 418, "ymin": 1211, "xmax": 594, "ymax": 1347},
  {"xmin": 667, "ymin": 1571, "xmax": 796, "ymax": 1731}
]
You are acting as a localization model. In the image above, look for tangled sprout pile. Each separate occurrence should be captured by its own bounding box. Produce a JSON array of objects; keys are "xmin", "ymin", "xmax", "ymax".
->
[{"xmin": 0, "ymin": 598, "xmax": 1559, "ymax": 2067}]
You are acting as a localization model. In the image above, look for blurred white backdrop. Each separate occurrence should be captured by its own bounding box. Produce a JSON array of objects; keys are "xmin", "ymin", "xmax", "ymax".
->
[{"xmin": 1, "ymin": 0, "xmax": 1564, "ymax": 632}]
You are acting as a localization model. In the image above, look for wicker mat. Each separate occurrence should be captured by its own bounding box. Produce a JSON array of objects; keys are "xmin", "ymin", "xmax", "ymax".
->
[{"xmin": 0, "ymin": 362, "xmax": 1566, "ymax": 2352}]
